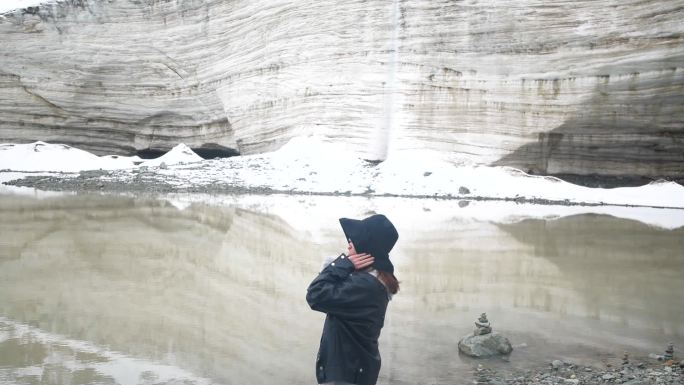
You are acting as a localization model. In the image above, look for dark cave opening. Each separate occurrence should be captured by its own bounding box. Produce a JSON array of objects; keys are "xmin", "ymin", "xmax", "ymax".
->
[{"xmin": 136, "ymin": 144, "xmax": 240, "ymax": 160}]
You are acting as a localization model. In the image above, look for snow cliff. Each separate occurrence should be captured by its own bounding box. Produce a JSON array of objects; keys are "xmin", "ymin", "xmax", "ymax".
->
[{"xmin": 0, "ymin": 0, "xmax": 682, "ymax": 179}]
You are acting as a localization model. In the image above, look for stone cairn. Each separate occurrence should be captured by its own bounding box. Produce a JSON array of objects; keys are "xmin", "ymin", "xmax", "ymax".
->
[
  {"xmin": 664, "ymin": 343, "xmax": 674, "ymax": 361},
  {"xmin": 650, "ymin": 343, "xmax": 676, "ymax": 361},
  {"xmin": 458, "ymin": 313, "xmax": 513, "ymax": 358},
  {"xmin": 474, "ymin": 313, "xmax": 492, "ymax": 335}
]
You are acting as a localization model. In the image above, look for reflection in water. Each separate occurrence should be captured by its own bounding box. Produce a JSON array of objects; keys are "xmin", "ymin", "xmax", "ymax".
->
[
  {"xmin": 0, "ymin": 194, "xmax": 323, "ymax": 385},
  {"xmin": 0, "ymin": 194, "xmax": 682, "ymax": 385},
  {"xmin": 499, "ymin": 216, "xmax": 684, "ymax": 333},
  {"xmin": 0, "ymin": 317, "xmax": 211, "ymax": 385}
]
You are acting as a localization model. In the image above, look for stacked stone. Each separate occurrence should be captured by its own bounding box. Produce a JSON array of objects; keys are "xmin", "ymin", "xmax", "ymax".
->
[
  {"xmin": 458, "ymin": 313, "xmax": 513, "ymax": 358},
  {"xmin": 474, "ymin": 313, "xmax": 492, "ymax": 336},
  {"xmin": 664, "ymin": 343, "xmax": 674, "ymax": 361}
]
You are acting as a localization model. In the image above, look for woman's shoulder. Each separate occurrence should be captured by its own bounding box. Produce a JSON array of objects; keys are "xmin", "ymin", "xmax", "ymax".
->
[
  {"xmin": 365, "ymin": 269, "xmax": 394, "ymax": 300},
  {"xmin": 352, "ymin": 270, "xmax": 391, "ymax": 298}
]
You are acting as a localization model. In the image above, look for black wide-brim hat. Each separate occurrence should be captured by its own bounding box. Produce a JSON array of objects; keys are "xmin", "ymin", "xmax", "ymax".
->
[{"xmin": 339, "ymin": 214, "xmax": 399, "ymax": 273}]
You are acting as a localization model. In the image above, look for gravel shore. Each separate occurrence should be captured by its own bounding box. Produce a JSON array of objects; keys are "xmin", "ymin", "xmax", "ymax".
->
[
  {"xmin": 468, "ymin": 357, "xmax": 682, "ymax": 385},
  {"xmin": 1, "ymin": 169, "xmax": 671, "ymax": 209}
]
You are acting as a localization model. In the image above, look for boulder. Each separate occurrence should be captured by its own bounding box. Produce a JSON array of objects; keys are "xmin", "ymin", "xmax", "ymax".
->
[{"xmin": 458, "ymin": 332, "xmax": 513, "ymax": 358}]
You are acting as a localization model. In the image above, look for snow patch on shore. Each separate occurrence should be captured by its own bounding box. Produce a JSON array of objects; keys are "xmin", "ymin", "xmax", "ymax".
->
[
  {"xmin": 0, "ymin": 142, "xmax": 141, "ymax": 172},
  {"xmin": 140, "ymin": 143, "xmax": 203, "ymax": 167},
  {"xmin": 0, "ymin": 141, "xmax": 203, "ymax": 172},
  {"xmin": 2, "ymin": 137, "xmax": 684, "ymax": 212}
]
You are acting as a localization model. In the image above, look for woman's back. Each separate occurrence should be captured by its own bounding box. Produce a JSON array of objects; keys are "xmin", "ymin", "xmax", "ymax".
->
[
  {"xmin": 307, "ymin": 214, "xmax": 399, "ymax": 385},
  {"xmin": 307, "ymin": 255, "xmax": 390, "ymax": 385}
]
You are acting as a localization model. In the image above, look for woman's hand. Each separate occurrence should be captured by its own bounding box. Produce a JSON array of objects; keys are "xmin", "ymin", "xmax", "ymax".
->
[{"xmin": 348, "ymin": 253, "xmax": 374, "ymax": 271}]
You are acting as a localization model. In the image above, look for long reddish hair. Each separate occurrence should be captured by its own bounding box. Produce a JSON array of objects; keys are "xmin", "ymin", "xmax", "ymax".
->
[{"xmin": 377, "ymin": 270, "xmax": 399, "ymax": 295}]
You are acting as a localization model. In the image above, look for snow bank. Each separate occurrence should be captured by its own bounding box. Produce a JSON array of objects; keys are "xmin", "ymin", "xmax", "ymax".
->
[
  {"xmin": 0, "ymin": 142, "xmax": 202, "ymax": 172},
  {"xmin": 268, "ymin": 136, "xmax": 368, "ymax": 191},
  {"xmin": 1, "ymin": 137, "xmax": 684, "ymax": 211},
  {"xmin": 140, "ymin": 143, "xmax": 203, "ymax": 167},
  {"xmin": 374, "ymin": 151, "xmax": 684, "ymax": 208},
  {"xmin": 179, "ymin": 136, "xmax": 684, "ymax": 208},
  {"xmin": 0, "ymin": 142, "xmax": 141, "ymax": 172}
]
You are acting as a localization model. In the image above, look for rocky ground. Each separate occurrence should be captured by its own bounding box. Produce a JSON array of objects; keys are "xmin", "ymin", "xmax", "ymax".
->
[
  {"xmin": 1, "ymin": 169, "xmax": 628, "ymax": 208},
  {"xmin": 469, "ymin": 358, "xmax": 682, "ymax": 385},
  {"xmin": 3, "ymin": 169, "xmax": 272, "ymax": 195}
]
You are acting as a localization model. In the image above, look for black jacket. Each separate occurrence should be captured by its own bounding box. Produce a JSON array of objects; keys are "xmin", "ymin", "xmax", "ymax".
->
[{"xmin": 306, "ymin": 254, "xmax": 390, "ymax": 385}]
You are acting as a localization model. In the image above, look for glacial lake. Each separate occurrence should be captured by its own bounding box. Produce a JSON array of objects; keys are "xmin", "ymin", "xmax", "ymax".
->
[{"xmin": 0, "ymin": 192, "xmax": 683, "ymax": 385}]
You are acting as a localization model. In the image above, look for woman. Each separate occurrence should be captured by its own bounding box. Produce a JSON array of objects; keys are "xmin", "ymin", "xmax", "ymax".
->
[{"xmin": 306, "ymin": 214, "xmax": 399, "ymax": 385}]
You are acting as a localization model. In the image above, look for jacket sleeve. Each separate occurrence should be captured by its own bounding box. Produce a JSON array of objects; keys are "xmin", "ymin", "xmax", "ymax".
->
[{"xmin": 306, "ymin": 254, "xmax": 370, "ymax": 318}]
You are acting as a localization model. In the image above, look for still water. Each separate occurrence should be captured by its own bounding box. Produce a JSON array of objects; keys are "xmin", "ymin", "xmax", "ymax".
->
[{"xmin": 0, "ymin": 193, "xmax": 682, "ymax": 385}]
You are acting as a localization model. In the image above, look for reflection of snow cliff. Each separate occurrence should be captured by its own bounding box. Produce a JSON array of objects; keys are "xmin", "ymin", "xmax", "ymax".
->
[
  {"xmin": 0, "ymin": 194, "xmax": 682, "ymax": 383},
  {"xmin": 0, "ymin": 317, "xmax": 213, "ymax": 385}
]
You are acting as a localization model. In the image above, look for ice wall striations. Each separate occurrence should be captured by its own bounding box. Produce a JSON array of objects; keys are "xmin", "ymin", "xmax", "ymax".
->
[{"xmin": 0, "ymin": 0, "xmax": 683, "ymax": 178}]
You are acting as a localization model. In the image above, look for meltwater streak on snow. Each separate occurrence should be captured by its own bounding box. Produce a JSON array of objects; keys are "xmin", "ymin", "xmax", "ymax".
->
[
  {"xmin": 372, "ymin": 0, "xmax": 401, "ymax": 161},
  {"xmin": 0, "ymin": 316, "xmax": 213, "ymax": 385}
]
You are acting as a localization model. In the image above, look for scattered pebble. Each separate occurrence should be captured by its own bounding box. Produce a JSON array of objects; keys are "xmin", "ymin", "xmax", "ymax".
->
[{"xmin": 459, "ymin": 357, "xmax": 681, "ymax": 384}]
